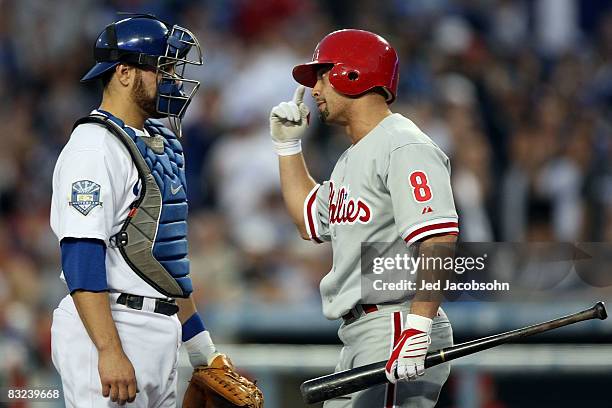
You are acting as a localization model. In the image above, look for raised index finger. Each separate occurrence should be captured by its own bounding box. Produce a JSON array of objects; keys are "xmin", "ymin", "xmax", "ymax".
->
[{"xmin": 292, "ymin": 85, "xmax": 306, "ymax": 105}]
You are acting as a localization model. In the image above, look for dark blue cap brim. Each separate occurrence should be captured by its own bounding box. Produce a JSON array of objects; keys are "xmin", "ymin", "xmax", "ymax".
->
[{"xmin": 80, "ymin": 61, "xmax": 120, "ymax": 82}]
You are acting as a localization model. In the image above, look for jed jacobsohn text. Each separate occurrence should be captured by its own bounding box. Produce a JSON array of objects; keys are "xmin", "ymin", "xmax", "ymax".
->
[
  {"xmin": 373, "ymin": 279, "xmax": 510, "ymax": 292},
  {"xmin": 372, "ymin": 253, "xmax": 487, "ymax": 275}
]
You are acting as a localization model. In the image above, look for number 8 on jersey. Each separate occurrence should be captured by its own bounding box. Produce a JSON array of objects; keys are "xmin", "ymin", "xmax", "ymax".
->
[{"xmin": 409, "ymin": 170, "xmax": 432, "ymax": 202}]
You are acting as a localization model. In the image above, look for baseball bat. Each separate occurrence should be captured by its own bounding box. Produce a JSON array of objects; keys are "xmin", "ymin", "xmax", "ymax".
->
[{"xmin": 301, "ymin": 301, "xmax": 607, "ymax": 404}]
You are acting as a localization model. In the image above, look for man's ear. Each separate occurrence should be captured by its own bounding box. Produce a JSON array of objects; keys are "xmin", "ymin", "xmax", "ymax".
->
[{"xmin": 115, "ymin": 63, "xmax": 134, "ymax": 87}]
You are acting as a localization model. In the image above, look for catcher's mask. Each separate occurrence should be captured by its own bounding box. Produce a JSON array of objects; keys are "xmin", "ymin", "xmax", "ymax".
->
[{"xmin": 81, "ymin": 13, "xmax": 203, "ymax": 137}]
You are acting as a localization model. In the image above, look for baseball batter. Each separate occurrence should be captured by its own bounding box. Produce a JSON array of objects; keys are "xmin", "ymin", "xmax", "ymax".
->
[
  {"xmin": 270, "ymin": 30, "xmax": 458, "ymax": 407},
  {"xmin": 49, "ymin": 15, "xmax": 233, "ymax": 407}
]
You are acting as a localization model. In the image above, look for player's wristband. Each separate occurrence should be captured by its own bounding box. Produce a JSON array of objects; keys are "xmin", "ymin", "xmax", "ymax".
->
[
  {"xmin": 182, "ymin": 312, "xmax": 206, "ymax": 342},
  {"xmin": 273, "ymin": 140, "xmax": 302, "ymax": 156},
  {"xmin": 404, "ymin": 313, "xmax": 433, "ymax": 333},
  {"xmin": 184, "ymin": 331, "xmax": 218, "ymax": 367}
]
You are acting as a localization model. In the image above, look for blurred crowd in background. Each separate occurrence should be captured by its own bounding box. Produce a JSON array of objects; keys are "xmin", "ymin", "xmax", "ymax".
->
[{"xmin": 1, "ymin": 0, "xmax": 612, "ymax": 405}]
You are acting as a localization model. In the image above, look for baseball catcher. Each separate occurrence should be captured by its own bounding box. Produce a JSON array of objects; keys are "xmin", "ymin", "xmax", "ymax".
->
[{"xmin": 49, "ymin": 14, "xmax": 263, "ymax": 407}]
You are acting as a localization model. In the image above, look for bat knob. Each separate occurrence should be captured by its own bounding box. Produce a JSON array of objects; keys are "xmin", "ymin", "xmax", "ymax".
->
[{"xmin": 594, "ymin": 301, "xmax": 607, "ymax": 320}]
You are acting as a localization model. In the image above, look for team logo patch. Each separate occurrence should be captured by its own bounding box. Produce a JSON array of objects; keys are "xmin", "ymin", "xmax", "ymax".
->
[{"xmin": 69, "ymin": 180, "xmax": 102, "ymax": 215}]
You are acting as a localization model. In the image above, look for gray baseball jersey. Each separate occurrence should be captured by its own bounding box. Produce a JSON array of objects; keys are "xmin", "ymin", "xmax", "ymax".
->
[{"xmin": 304, "ymin": 113, "xmax": 459, "ymax": 319}]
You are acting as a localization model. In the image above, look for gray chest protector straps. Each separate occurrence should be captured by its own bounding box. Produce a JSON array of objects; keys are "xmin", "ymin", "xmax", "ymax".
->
[{"xmin": 73, "ymin": 113, "xmax": 192, "ymax": 298}]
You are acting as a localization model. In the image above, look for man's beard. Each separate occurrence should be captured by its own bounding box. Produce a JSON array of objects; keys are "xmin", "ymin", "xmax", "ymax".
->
[
  {"xmin": 319, "ymin": 106, "xmax": 330, "ymax": 123},
  {"xmin": 132, "ymin": 71, "xmax": 165, "ymax": 119}
]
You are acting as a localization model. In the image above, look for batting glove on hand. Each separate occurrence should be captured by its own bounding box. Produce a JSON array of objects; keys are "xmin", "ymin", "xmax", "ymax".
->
[
  {"xmin": 385, "ymin": 314, "xmax": 432, "ymax": 383},
  {"xmin": 270, "ymin": 85, "xmax": 310, "ymax": 156}
]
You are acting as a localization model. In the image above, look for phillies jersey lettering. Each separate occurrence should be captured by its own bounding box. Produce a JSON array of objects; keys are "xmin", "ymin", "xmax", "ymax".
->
[
  {"xmin": 303, "ymin": 113, "xmax": 459, "ymax": 319},
  {"xmin": 328, "ymin": 182, "xmax": 372, "ymax": 225}
]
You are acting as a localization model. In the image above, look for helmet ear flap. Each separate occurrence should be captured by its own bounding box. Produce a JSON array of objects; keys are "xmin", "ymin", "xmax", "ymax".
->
[{"xmin": 328, "ymin": 63, "xmax": 366, "ymax": 97}]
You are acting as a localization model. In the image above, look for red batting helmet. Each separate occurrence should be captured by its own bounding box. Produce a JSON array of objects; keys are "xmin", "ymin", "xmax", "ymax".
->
[{"xmin": 292, "ymin": 29, "xmax": 399, "ymax": 104}]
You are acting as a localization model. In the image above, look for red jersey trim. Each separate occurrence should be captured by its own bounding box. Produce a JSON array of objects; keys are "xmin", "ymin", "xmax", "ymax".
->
[
  {"xmin": 404, "ymin": 220, "xmax": 459, "ymax": 243},
  {"xmin": 303, "ymin": 184, "xmax": 323, "ymax": 243}
]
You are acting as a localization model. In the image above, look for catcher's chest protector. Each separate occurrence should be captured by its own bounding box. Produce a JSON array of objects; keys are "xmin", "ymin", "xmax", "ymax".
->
[{"xmin": 73, "ymin": 111, "xmax": 192, "ymax": 297}]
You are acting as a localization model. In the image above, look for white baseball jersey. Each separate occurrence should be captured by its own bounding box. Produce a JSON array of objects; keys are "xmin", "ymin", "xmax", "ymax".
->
[
  {"xmin": 304, "ymin": 113, "xmax": 459, "ymax": 319},
  {"xmin": 50, "ymin": 110, "xmax": 168, "ymax": 298}
]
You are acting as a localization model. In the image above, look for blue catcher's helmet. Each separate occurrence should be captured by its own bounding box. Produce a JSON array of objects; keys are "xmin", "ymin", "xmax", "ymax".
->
[{"xmin": 82, "ymin": 14, "xmax": 203, "ymax": 136}]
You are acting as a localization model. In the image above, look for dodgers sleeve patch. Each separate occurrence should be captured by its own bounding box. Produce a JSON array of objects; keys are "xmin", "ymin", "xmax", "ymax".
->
[{"xmin": 69, "ymin": 180, "xmax": 102, "ymax": 215}]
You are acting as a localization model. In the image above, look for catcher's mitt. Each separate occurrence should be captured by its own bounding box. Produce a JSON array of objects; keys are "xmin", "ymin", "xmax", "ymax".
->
[{"xmin": 183, "ymin": 354, "xmax": 264, "ymax": 408}]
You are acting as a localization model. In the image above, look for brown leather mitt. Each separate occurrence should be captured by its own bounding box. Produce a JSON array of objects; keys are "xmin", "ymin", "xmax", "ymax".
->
[{"xmin": 182, "ymin": 354, "xmax": 264, "ymax": 408}]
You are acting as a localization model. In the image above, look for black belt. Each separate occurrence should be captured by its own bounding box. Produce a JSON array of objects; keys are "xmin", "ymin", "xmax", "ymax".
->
[
  {"xmin": 342, "ymin": 304, "xmax": 379, "ymax": 324},
  {"xmin": 116, "ymin": 293, "xmax": 179, "ymax": 316}
]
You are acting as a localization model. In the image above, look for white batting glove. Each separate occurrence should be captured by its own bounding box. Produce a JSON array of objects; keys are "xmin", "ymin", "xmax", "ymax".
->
[
  {"xmin": 385, "ymin": 314, "xmax": 432, "ymax": 383},
  {"xmin": 184, "ymin": 330, "xmax": 220, "ymax": 367},
  {"xmin": 270, "ymin": 85, "xmax": 310, "ymax": 156}
]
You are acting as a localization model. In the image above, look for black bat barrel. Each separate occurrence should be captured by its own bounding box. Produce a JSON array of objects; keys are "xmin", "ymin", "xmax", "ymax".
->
[{"xmin": 301, "ymin": 361, "xmax": 385, "ymax": 405}]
